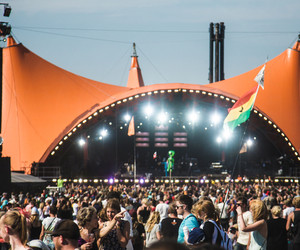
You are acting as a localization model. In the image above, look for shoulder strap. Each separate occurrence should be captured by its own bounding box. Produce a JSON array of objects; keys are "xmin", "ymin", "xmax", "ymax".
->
[{"xmin": 46, "ymin": 217, "xmax": 56, "ymax": 232}]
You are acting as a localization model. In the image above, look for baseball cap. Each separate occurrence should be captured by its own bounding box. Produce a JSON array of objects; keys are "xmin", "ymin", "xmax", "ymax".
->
[{"xmin": 51, "ymin": 220, "xmax": 80, "ymax": 240}]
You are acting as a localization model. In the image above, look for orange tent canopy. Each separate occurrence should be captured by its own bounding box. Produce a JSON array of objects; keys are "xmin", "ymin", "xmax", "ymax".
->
[{"xmin": 2, "ymin": 37, "xmax": 300, "ymax": 173}]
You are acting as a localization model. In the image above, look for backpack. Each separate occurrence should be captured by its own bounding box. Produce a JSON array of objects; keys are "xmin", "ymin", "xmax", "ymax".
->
[{"xmin": 205, "ymin": 220, "xmax": 233, "ymax": 250}]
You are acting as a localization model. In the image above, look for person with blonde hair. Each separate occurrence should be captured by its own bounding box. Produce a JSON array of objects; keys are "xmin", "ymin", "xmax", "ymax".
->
[
  {"xmin": 0, "ymin": 209, "xmax": 28, "ymax": 250},
  {"xmin": 76, "ymin": 206, "xmax": 99, "ymax": 250},
  {"xmin": 266, "ymin": 205, "xmax": 287, "ymax": 250},
  {"xmin": 286, "ymin": 196, "xmax": 300, "ymax": 250},
  {"xmin": 137, "ymin": 198, "xmax": 151, "ymax": 224},
  {"xmin": 237, "ymin": 199, "xmax": 268, "ymax": 250},
  {"xmin": 145, "ymin": 211, "xmax": 161, "ymax": 248}
]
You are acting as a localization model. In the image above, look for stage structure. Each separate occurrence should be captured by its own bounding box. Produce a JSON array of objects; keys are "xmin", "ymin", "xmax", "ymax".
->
[{"xmin": 1, "ymin": 35, "xmax": 300, "ymax": 177}]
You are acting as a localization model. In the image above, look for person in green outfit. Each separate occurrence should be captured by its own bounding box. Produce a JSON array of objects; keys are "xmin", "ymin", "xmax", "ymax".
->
[{"xmin": 57, "ymin": 176, "xmax": 65, "ymax": 193}]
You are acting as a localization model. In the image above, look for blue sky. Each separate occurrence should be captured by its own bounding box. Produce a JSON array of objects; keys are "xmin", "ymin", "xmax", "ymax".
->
[{"xmin": 5, "ymin": 0, "xmax": 300, "ymax": 86}]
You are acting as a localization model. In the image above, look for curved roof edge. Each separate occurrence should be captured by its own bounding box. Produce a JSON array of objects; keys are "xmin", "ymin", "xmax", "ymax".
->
[{"xmin": 2, "ymin": 37, "xmax": 300, "ymax": 172}]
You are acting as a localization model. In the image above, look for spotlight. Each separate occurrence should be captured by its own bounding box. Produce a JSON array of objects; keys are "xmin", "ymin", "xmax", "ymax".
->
[
  {"xmin": 78, "ymin": 138, "xmax": 85, "ymax": 146},
  {"xmin": 0, "ymin": 22, "xmax": 11, "ymax": 36},
  {"xmin": 100, "ymin": 129, "xmax": 108, "ymax": 137},
  {"xmin": 216, "ymin": 136, "xmax": 223, "ymax": 144},
  {"xmin": 124, "ymin": 113, "xmax": 131, "ymax": 122},
  {"xmin": 109, "ymin": 178, "xmax": 114, "ymax": 184},
  {"xmin": 246, "ymin": 139, "xmax": 253, "ymax": 147},
  {"xmin": 187, "ymin": 110, "xmax": 199, "ymax": 123},
  {"xmin": 3, "ymin": 5, "xmax": 11, "ymax": 17},
  {"xmin": 157, "ymin": 112, "xmax": 168, "ymax": 124},
  {"xmin": 210, "ymin": 113, "xmax": 222, "ymax": 125},
  {"xmin": 143, "ymin": 104, "xmax": 154, "ymax": 117}
]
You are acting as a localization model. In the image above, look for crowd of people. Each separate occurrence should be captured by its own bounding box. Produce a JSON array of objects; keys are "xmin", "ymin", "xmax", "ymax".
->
[{"xmin": 0, "ymin": 180, "xmax": 300, "ymax": 250}]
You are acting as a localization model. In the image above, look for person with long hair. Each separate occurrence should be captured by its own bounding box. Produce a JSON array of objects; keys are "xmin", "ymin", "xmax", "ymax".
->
[
  {"xmin": 145, "ymin": 211, "xmax": 161, "ymax": 248},
  {"xmin": 76, "ymin": 206, "xmax": 99, "ymax": 250},
  {"xmin": 99, "ymin": 198, "xmax": 130, "ymax": 250},
  {"xmin": 0, "ymin": 209, "xmax": 29, "ymax": 250},
  {"xmin": 286, "ymin": 196, "xmax": 300, "ymax": 250},
  {"xmin": 237, "ymin": 199, "xmax": 268, "ymax": 250},
  {"xmin": 187, "ymin": 200, "xmax": 223, "ymax": 246}
]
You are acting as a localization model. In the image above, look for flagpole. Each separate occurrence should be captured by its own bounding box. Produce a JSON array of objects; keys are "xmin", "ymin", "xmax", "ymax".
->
[{"xmin": 134, "ymin": 134, "xmax": 136, "ymax": 181}]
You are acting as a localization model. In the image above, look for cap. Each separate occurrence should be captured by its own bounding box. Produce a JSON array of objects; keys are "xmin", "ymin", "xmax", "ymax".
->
[
  {"xmin": 27, "ymin": 239, "xmax": 50, "ymax": 250},
  {"xmin": 51, "ymin": 220, "xmax": 80, "ymax": 240}
]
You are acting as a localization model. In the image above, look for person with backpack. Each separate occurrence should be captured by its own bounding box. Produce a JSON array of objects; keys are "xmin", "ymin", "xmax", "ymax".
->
[
  {"xmin": 186, "ymin": 200, "xmax": 232, "ymax": 249},
  {"xmin": 39, "ymin": 206, "xmax": 61, "ymax": 250}
]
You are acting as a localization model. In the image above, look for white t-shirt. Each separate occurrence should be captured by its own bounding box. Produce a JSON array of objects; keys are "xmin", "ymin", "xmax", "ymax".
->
[
  {"xmin": 217, "ymin": 202, "xmax": 229, "ymax": 219},
  {"xmin": 237, "ymin": 211, "xmax": 253, "ymax": 245},
  {"xmin": 155, "ymin": 203, "xmax": 169, "ymax": 222},
  {"xmin": 283, "ymin": 207, "xmax": 295, "ymax": 218}
]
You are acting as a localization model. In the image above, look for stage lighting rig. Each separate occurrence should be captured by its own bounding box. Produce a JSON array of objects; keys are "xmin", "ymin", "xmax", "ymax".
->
[
  {"xmin": 0, "ymin": 22, "xmax": 11, "ymax": 36},
  {"xmin": 0, "ymin": 3, "xmax": 11, "ymax": 17}
]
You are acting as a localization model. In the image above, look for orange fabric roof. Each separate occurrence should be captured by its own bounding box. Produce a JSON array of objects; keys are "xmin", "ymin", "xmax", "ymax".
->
[
  {"xmin": 2, "ymin": 37, "xmax": 300, "ymax": 173},
  {"xmin": 2, "ymin": 37, "xmax": 129, "ymax": 173}
]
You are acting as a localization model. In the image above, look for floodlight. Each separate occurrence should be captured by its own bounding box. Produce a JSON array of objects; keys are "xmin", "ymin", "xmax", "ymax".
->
[
  {"xmin": 100, "ymin": 129, "xmax": 108, "ymax": 137},
  {"xmin": 144, "ymin": 104, "xmax": 154, "ymax": 117},
  {"xmin": 123, "ymin": 113, "xmax": 131, "ymax": 122},
  {"xmin": 3, "ymin": 5, "xmax": 11, "ymax": 17},
  {"xmin": 78, "ymin": 138, "xmax": 85, "ymax": 146},
  {"xmin": 247, "ymin": 139, "xmax": 253, "ymax": 147},
  {"xmin": 216, "ymin": 136, "xmax": 223, "ymax": 143},
  {"xmin": 187, "ymin": 110, "xmax": 199, "ymax": 123},
  {"xmin": 222, "ymin": 128, "xmax": 233, "ymax": 140},
  {"xmin": 157, "ymin": 112, "xmax": 168, "ymax": 124},
  {"xmin": 211, "ymin": 113, "xmax": 222, "ymax": 125}
]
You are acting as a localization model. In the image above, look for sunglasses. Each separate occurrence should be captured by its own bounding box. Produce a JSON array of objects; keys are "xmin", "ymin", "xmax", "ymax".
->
[{"xmin": 176, "ymin": 205, "xmax": 184, "ymax": 209}]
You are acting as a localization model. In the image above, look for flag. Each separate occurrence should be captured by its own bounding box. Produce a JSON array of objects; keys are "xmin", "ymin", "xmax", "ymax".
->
[
  {"xmin": 224, "ymin": 85, "xmax": 259, "ymax": 131},
  {"xmin": 153, "ymin": 151, "xmax": 157, "ymax": 159},
  {"xmin": 254, "ymin": 65, "xmax": 265, "ymax": 89},
  {"xmin": 239, "ymin": 143, "xmax": 247, "ymax": 154},
  {"xmin": 128, "ymin": 116, "xmax": 135, "ymax": 136}
]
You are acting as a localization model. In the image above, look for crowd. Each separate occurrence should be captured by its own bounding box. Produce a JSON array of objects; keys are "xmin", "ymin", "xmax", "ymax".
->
[{"xmin": 0, "ymin": 180, "xmax": 300, "ymax": 250}]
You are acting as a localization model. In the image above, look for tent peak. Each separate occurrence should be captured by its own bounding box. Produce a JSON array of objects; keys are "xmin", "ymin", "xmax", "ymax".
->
[
  {"xmin": 291, "ymin": 34, "xmax": 300, "ymax": 51},
  {"xmin": 127, "ymin": 42, "xmax": 145, "ymax": 88}
]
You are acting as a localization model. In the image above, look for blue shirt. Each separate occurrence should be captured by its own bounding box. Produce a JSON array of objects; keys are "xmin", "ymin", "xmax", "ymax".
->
[{"xmin": 177, "ymin": 213, "xmax": 199, "ymax": 243}]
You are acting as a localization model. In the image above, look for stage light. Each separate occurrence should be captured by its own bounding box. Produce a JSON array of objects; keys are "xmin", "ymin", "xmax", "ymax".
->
[
  {"xmin": 109, "ymin": 178, "xmax": 114, "ymax": 184},
  {"xmin": 100, "ymin": 129, "xmax": 108, "ymax": 137},
  {"xmin": 187, "ymin": 110, "xmax": 199, "ymax": 123},
  {"xmin": 139, "ymin": 178, "xmax": 145, "ymax": 184},
  {"xmin": 144, "ymin": 104, "xmax": 154, "ymax": 117},
  {"xmin": 222, "ymin": 128, "xmax": 233, "ymax": 140},
  {"xmin": 124, "ymin": 113, "xmax": 131, "ymax": 122},
  {"xmin": 78, "ymin": 138, "xmax": 85, "ymax": 146},
  {"xmin": 216, "ymin": 136, "xmax": 223, "ymax": 144},
  {"xmin": 247, "ymin": 139, "xmax": 253, "ymax": 147},
  {"xmin": 3, "ymin": 5, "xmax": 11, "ymax": 17},
  {"xmin": 157, "ymin": 112, "xmax": 168, "ymax": 124},
  {"xmin": 210, "ymin": 113, "xmax": 222, "ymax": 125}
]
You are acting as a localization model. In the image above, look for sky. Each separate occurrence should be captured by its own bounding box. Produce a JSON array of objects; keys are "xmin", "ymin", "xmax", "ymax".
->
[{"xmin": 4, "ymin": 0, "xmax": 300, "ymax": 87}]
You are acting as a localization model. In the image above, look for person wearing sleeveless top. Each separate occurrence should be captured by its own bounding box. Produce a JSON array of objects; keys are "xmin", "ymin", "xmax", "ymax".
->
[
  {"xmin": 237, "ymin": 199, "xmax": 268, "ymax": 250},
  {"xmin": 286, "ymin": 197, "xmax": 300, "ymax": 250}
]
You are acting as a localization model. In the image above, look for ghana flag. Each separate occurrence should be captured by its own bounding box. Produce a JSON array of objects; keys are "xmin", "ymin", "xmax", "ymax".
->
[{"xmin": 224, "ymin": 85, "xmax": 259, "ymax": 130}]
